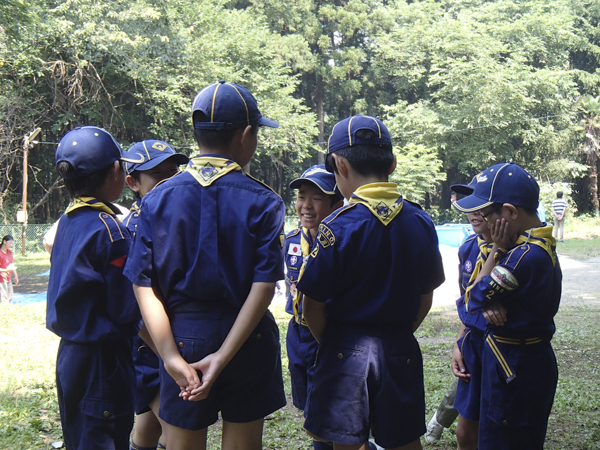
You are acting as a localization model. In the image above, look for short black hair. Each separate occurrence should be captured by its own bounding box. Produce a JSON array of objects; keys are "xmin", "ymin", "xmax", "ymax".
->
[
  {"xmin": 556, "ymin": 191, "xmax": 563, "ymax": 198},
  {"xmin": 1, "ymin": 235, "xmax": 13, "ymax": 245},
  {"xmin": 192, "ymin": 111, "xmax": 258, "ymax": 150},
  {"xmin": 57, "ymin": 161, "xmax": 115, "ymax": 199},
  {"xmin": 326, "ymin": 129, "xmax": 394, "ymax": 178}
]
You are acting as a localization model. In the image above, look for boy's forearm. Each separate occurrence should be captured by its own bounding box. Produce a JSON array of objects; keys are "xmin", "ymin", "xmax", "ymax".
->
[
  {"xmin": 216, "ymin": 281, "xmax": 275, "ymax": 365},
  {"xmin": 303, "ymin": 296, "xmax": 326, "ymax": 342},
  {"xmin": 413, "ymin": 292, "xmax": 433, "ymax": 332},
  {"xmin": 133, "ymin": 285, "xmax": 179, "ymax": 362}
]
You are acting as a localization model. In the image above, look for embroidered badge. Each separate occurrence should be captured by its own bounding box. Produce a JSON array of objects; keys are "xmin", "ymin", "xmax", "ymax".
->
[
  {"xmin": 288, "ymin": 244, "xmax": 302, "ymax": 256},
  {"xmin": 290, "ymin": 255, "xmax": 298, "ymax": 266},
  {"xmin": 152, "ymin": 142, "xmax": 168, "ymax": 151},
  {"xmin": 375, "ymin": 201, "xmax": 391, "ymax": 218},
  {"xmin": 310, "ymin": 245, "xmax": 319, "ymax": 259},
  {"xmin": 465, "ymin": 260, "xmax": 473, "ymax": 273},
  {"xmin": 316, "ymin": 224, "xmax": 335, "ymax": 248},
  {"xmin": 200, "ymin": 162, "xmax": 218, "ymax": 181},
  {"xmin": 490, "ymin": 266, "xmax": 519, "ymax": 291}
]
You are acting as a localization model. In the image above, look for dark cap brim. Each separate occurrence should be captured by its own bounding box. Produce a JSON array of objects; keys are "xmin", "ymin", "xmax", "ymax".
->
[
  {"xmin": 450, "ymin": 183, "xmax": 475, "ymax": 196},
  {"xmin": 452, "ymin": 194, "xmax": 494, "ymax": 213},
  {"xmin": 258, "ymin": 117, "xmax": 279, "ymax": 128}
]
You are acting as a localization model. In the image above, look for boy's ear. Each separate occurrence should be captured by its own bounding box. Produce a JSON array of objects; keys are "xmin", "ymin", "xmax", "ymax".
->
[
  {"xmin": 388, "ymin": 154, "xmax": 397, "ymax": 175},
  {"xmin": 126, "ymin": 174, "xmax": 141, "ymax": 193},
  {"xmin": 333, "ymin": 154, "xmax": 349, "ymax": 178},
  {"xmin": 503, "ymin": 203, "xmax": 519, "ymax": 219}
]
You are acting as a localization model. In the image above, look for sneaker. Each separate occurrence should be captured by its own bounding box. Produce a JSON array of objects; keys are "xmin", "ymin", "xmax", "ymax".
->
[{"xmin": 424, "ymin": 414, "xmax": 444, "ymax": 443}]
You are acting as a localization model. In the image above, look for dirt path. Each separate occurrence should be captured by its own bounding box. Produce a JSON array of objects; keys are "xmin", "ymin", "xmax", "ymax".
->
[{"xmin": 432, "ymin": 246, "xmax": 600, "ymax": 311}]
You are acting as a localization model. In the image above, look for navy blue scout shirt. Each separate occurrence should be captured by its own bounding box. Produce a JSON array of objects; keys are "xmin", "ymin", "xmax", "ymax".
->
[
  {"xmin": 465, "ymin": 226, "xmax": 561, "ymax": 341},
  {"xmin": 456, "ymin": 234, "xmax": 491, "ymax": 331},
  {"xmin": 297, "ymin": 184, "xmax": 445, "ymax": 326},
  {"xmin": 123, "ymin": 201, "xmax": 140, "ymax": 238},
  {"xmin": 124, "ymin": 156, "xmax": 285, "ymax": 310},
  {"xmin": 47, "ymin": 202, "xmax": 140, "ymax": 342}
]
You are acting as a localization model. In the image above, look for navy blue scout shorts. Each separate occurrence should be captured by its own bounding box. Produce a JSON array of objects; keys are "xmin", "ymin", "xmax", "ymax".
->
[
  {"xmin": 159, "ymin": 304, "xmax": 286, "ymax": 430},
  {"xmin": 454, "ymin": 328, "xmax": 484, "ymax": 421},
  {"xmin": 56, "ymin": 339, "xmax": 135, "ymax": 450},
  {"xmin": 478, "ymin": 338, "xmax": 557, "ymax": 449},
  {"xmin": 286, "ymin": 317, "xmax": 319, "ymax": 410},
  {"xmin": 132, "ymin": 334, "xmax": 160, "ymax": 414},
  {"xmin": 304, "ymin": 321, "xmax": 426, "ymax": 448}
]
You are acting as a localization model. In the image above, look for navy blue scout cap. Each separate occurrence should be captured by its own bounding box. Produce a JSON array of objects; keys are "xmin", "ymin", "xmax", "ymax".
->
[
  {"xmin": 450, "ymin": 173, "xmax": 481, "ymax": 196},
  {"xmin": 289, "ymin": 164, "xmax": 343, "ymax": 201},
  {"xmin": 122, "ymin": 140, "xmax": 189, "ymax": 175},
  {"xmin": 56, "ymin": 126, "xmax": 124, "ymax": 179},
  {"xmin": 453, "ymin": 162, "xmax": 540, "ymax": 212},
  {"xmin": 192, "ymin": 81, "xmax": 279, "ymax": 130},
  {"xmin": 325, "ymin": 115, "xmax": 392, "ymax": 172}
]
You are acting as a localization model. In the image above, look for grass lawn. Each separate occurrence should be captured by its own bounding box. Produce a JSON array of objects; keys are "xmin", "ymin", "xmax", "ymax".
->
[
  {"xmin": 1, "ymin": 302, "xmax": 600, "ymax": 449},
  {"xmin": 2, "ymin": 232, "xmax": 599, "ymax": 448}
]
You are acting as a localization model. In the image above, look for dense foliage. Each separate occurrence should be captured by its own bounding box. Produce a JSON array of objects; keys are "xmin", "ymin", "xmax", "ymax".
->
[{"xmin": 1, "ymin": 0, "xmax": 599, "ymax": 222}]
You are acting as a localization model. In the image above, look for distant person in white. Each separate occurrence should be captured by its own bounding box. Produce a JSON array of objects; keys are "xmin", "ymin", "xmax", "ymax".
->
[{"xmin": 551, "ymin": 191, "xmax": 567, "ymax": 242}]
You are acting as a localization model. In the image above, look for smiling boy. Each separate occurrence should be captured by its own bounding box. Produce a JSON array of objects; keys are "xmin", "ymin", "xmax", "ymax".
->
[{"xmin": 284, "ymin": 165, "xmax": 343, "ymax": 450}]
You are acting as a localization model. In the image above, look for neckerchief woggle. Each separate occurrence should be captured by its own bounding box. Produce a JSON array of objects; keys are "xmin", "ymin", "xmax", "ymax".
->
[
  {"xmin": 349, "ymin": 183, "xmax": 404, "ymax": 226},
  {"xmin": 186, "ymin": 156, "xmax": 242, "ymax": 187},
  {"xmin": 65, "ymin": 197, "xmax": 120, "ymax": 217},
  {"xmin": 293, "ymin": 227, "xmax": 313, "ymax": 325},
  {"xmin": 464, "ymin": 225, "xmax": 556, "ymax": 311}
]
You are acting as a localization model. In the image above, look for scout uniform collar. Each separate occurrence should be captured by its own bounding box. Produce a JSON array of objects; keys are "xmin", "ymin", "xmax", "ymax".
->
[
  {"xmin": 514, "ymin": 225, "xmax": 557, "ymax": 266},
  {"xmin": 65, "ymin": 197, "xmax": 121, "ymax": 216},
  {"xmin": 186, "ymin": 155, "xmax": 242, "ymax": 187},
  {"xmin": 349, "ymin": 182, "xmax": 404, "ymax": 226}
]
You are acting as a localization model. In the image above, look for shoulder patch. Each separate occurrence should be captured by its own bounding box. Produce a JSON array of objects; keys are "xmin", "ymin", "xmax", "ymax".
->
[
  {"xmin": 490, "ymin": 265, "xmax": 519, "ymax": 291},
  {"xmin": 317, "ymin": 223, "xmax": 335, "ymax": 248},
  {"xmin": 246, "ymin": 173, "xmax": 280, "ymax": 197},
  {"xmin": 98, "ymin": 213, "xmax": 127, "ymax": 243}
]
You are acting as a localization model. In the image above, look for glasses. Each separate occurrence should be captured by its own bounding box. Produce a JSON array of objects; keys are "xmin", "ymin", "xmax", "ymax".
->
[{"xmin": 481, "ymin": 205, "xmax": 503, "ymax": 222}]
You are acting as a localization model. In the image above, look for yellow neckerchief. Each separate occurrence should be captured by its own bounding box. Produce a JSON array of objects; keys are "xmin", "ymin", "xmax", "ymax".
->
[
  {"xmin": 293, "ymin": 227, "xmax": 313, "ymax": 325},
  {"xmin": 349, "ymin": 182, "xmax": 404, "ymax": 226},
  {"xmin": 513, "ymin": 225, "xmax": 557, "ymax": 266},
  {"xmin": 65, "ymin": 197, "xmax": 119, "ymax": 217},
  {"xmin": 185, "ymin": 155, "xmax": 242, "ymax": 187},
  {"xmin": 464, "ymin": 235, "xmax": 494, "ymax": 311}
]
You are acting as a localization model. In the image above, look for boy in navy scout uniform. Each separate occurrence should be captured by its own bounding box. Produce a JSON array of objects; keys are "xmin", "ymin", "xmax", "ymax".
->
[
  {"xmin": 122, "ymin": 140, "xmax": 188, "ymax": 450},
  {"xmin": 285, "ymin": 165, "xmax": 344, "ymax": 450},
  {"xmin": 453, "ymin": 162, "xmax": 561, "ymax": 450},
  {"xmin": 47, "ymin": 126, "xmax": 142, "ymax": 450},
  {"xmin": 124, "ymin": 81, "xmax": 286, "ymax": 450},
  {"xmin": 297, "ymin": 115, "xmax": 445, "ymax": 450},
  {"xmin": 427, "ymin": 174, "xmax": 508, "ymax": 449}
]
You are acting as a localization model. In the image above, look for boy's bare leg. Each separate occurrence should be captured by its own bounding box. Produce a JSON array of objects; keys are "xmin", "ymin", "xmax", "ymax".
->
[
  {"xmin": 456, "ymin": 415, "xmax": 478, "ymax": 450},
  {"xmin": 163, "ymin": 423, "xmax": 207, "ymax": 450},
  {"xmin": 222, "ymin": 418, "xmax": 264, "ymax": 450},
  {"xmin": 148, "ymin": 393, "xmax": 168, "ymax": 446}
]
